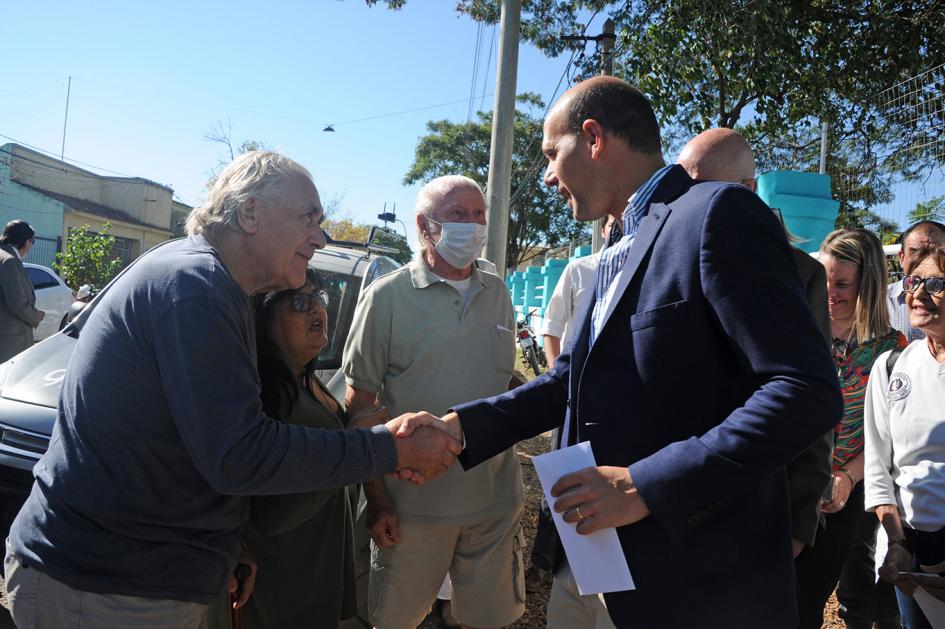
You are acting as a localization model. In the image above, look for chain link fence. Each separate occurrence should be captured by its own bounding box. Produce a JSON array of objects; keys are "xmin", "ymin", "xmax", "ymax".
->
[{"xmin": 832, "ymin": 64, "xmax": 944, "ymax": 239}]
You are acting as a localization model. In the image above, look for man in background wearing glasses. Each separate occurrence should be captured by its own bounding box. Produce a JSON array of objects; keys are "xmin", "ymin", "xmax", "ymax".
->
[{"xmin": 889, "ymin": 221, "xmax": 945, "ymax": 341}]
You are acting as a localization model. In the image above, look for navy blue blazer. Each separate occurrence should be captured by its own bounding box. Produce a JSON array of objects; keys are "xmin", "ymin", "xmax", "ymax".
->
[{"xmin": 455, "ymin": 166, "xmax": 842, "ymax": 628}]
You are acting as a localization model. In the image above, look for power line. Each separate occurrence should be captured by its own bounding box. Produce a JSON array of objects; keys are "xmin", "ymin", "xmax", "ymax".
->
[
  {"xmin": 71, "ymin": 76, "xmax": 494, "ymax": 131},
  {"xmin": 1, "ymin": 136, "xmax": 195, "ymax": 206},
  {"xmin": 479, "ymin": 24, "xmax": 498, "ymax": 112},
  {"xmin": 0, "ymin": 78, "xmax": 64, "ymax": 100},
  {"xmin": 329, "ymin": 94, "xmax": 495, "ymax": 127},
  {"xmin": 468, "ymin": 22, "xmax": 485, "ymax": 121},
  {"xmin": 505, "ymin": 9, "xmax": 603, "ymax": 210},
  {"xmin": 0, "ymin": 133, "xmax": 147, "ymax": 180}
]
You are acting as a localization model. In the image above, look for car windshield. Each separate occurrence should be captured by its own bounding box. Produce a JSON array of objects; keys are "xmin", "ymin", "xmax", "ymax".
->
[{"xmin": 312, "ymin": 269, "xmax": 360, "ymax": 370}]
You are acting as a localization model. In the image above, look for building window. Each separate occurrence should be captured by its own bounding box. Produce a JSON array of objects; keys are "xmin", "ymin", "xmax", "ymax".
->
[{"xmin": 110, "ymin": 236, "xmax": 138, "ymax": 268}]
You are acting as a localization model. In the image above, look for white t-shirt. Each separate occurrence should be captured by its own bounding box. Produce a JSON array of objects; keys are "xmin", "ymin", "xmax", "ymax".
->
[
  {"xmin": 864, "ymin": 340, "xmax": 945, "ymax": 532},
  {"xmin": 541, "ymin": 253, "xmax": 600, "ymax": 347},
  {"xmin": 443, "ymin": 277, "xmax": 472, "ymax": 303}
]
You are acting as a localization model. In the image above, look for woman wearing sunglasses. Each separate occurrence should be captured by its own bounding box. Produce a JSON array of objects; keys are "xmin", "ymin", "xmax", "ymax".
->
[
  {"xmin": 796, "ymin": 228, "xmax": 907, "ymax": 628},
  {"xmin": 865, "ymin": 245, "xmax": 945, "ymax": 628},
  {"xmin": 211, "ymin": 267, "xmax": 388, "ymax": 629}
]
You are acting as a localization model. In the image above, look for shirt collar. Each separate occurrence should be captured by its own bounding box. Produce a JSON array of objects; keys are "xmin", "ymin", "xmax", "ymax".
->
[
  {"xmin": 607, "ymin": 163, "xmax": 675, "ymax": 246},
  {"xmin": 409, "ymin": 254, "xmax": 485, "ymax": 289},
  {"xmin": 888, "ymin": 279, "xmax": 906, "ymax": 303}
]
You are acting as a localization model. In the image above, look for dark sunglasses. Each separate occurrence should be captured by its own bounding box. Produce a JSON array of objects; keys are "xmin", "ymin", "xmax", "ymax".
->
[
  {"xmin": 289, "ymin": 289, "xmax": 329, "ymax": 313},
  {"xmin": 903, "ymin": 275, "xmax": 945, "ymax": 295}
]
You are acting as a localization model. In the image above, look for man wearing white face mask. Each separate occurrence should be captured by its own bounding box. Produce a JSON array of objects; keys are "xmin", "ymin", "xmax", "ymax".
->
[{"xmin": 343, "ymin": 175, "xmax": 525, "ymax": 629}]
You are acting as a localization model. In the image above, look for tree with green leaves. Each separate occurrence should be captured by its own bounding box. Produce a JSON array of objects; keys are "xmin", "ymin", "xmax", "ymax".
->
[
  {"xmin": 404, "ymin": 93, "xmax": 587, "ymax": 270},
  {"xmin": 376, "ymin": 1, "xmax": 944, "ymax": 232},
  {"xmin": 371, "ymin": 226, "xmax": 412, "ymax": 265},
  {"xmin": 908, "ymin": 195, "xmax": 945, "ymax": 224},
  {"xmin": 54, "ymin": 223, "xmax": 124, "ymax": 290},
  {"xmin": 323, "ymin": 218, "xmax": 412, "ymax": 264},
  {"xmin": 323, "ymin": 217, "xmax": 371, "ymax": 243}
]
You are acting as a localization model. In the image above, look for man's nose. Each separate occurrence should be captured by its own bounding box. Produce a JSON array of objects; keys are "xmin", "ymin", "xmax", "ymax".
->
[
  {"xmin": 543, "ymin": 165, "xmax": 556, "ymax": 187},
  {"xmin": 311, "ymin": 225, "xmax": 327, "ymax": 250}
]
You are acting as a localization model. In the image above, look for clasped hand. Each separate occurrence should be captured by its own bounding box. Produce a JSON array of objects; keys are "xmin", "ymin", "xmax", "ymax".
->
[{"xmin": 385, "ymin": 412, "xmax": 463, "ymax": 484}]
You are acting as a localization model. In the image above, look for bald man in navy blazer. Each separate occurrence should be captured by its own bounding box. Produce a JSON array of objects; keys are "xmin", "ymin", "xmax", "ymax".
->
[{"xmin": 399, "ymin": 78, "xmax": 841, "ymax": 628}]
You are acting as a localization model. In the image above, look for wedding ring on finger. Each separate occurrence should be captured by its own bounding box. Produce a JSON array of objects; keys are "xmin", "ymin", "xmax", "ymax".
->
[{"xmin": 574, "ymin": 506, "xmax": 585, "ymax": 521}]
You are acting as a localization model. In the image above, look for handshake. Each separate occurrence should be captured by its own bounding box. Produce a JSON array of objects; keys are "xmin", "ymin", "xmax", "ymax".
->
[{"xmin": 385, "ymin": 411, "xmax": 465, "ymax": 483}]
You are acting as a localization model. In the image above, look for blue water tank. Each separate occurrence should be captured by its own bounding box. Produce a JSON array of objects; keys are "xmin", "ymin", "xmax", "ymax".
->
[{"xmin": 756, "ymin": 171, "xmax": 840, "ymax": 253}]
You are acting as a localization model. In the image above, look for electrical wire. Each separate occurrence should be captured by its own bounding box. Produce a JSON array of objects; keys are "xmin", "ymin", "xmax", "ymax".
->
[
  {"xmin": 71, "ymin": 76, "xmax": 494, "ymax": 131},
  {"xmin": 468, "ymin": 22, "xmax": 484, "ymax": 121},
  {"xmin": 505, "ymin": 8, "xmax": 604, "ymax": 209},
  {"xmin": 479, "ymin": 24, "xmax": 498, "ymax": 112},
  {"xmin": 0, "ymin": 78, "xmax": 64, "ymax": 100},
  {"xmin": 1, "ymin": 137, "xmax": 195, "ymax": 207}
]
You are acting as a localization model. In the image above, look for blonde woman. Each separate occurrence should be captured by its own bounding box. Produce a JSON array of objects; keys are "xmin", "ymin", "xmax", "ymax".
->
[{"xmin": 795, "ymin": 228, "xmax": 907, "ymax": 629}]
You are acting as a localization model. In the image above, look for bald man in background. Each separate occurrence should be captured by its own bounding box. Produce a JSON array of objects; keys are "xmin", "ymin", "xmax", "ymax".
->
[{"xmin": 678, "ymin": 128, "xmax": 834, "ymax": 559}]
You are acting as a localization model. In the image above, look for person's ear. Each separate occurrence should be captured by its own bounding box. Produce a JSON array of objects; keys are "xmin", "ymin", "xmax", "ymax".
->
[
  {"xmin": 236, "ymin": 197, "xmax": 260, "ymax": 234},
  {"xmin": 581, "ymin": 119, "xmax": 606, "ymax": 160}
]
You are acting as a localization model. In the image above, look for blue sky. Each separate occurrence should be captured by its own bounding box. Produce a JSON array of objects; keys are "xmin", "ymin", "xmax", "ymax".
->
[
  {"xmin": 0, "ymin": 0, "xmax": 594, "ymax": 250},
  {"xmin": 3, "ymin": 1, "xmax": 938, "ymax": 248}
]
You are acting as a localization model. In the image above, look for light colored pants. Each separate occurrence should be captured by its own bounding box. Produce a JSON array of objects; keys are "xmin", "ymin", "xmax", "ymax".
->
[
  {"xmin": 4, "ymin": 548, "xmax": 209, "ymax": 629},
  {"xmin": 547, "ymin": 560, "xmax": 618, "ymax": 629},
  {"xmin": 369, "ymin": 506, "xmax": 525, "ymax": 629}
]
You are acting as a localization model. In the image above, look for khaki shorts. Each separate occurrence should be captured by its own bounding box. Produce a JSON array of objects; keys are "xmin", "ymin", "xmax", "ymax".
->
[{"xmin": 369, "ymin": 505, "xmax": 525, "ymax": 628}]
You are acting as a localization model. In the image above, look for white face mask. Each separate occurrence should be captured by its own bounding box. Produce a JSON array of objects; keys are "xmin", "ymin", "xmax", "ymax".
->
[{"xmin": 426, "ymin": 218, "xmax": 487, "ymax": 269}]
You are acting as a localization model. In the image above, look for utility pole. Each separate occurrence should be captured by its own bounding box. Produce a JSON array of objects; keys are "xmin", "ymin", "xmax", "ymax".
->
[
  {"xmin": 564, "ymin": 20, "xmax": 616, "ymax": 253},
  {"xmin": 484, "ymin": 0, "xmax": 520, "ymax": 275},
  {"xmin": 819, "ymin": 120, "xmax": 828, "ymax": 174},
  {"xmin": 61, "ymin": 76, "xmax": 72, "ymax": 161}
]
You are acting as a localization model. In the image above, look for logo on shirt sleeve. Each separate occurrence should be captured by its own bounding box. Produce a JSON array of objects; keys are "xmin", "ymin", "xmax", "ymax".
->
[{"xmin": 887, "ymin": 372, "xmax": 912, "ymax": 401}]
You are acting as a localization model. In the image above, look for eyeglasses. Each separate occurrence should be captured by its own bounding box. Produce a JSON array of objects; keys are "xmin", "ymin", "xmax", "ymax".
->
[
  {"xmin": 903, "ymin": 275, "xmax": 945, "ymax": 295},
  {"xmin": 289, "ymin": 289, "xmax": 329, "ymax": 313}
]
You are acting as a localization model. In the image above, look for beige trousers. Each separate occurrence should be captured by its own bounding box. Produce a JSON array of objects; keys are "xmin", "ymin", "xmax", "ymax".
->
[
  {"xmin": 546, "ymin": 560, "xmax": 618, "ymax": 629},
  {"xmin": 4, "ymin": 546, "xmax": 209, "ymax": 629}
]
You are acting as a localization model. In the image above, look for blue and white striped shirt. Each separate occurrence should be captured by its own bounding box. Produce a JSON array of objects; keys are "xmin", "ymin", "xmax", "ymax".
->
[
  {"xmin": 589, "ymin": 164, "xmax": 674, "ymax": 346},
  {"xmin": 559, "ymin": 165, "xmax": 673, "ymax": 448}
]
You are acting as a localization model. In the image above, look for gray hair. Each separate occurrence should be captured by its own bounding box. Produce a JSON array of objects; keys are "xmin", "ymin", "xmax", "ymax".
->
[
  {"xmin": 414, "ymin": 175, "xmax": 484, "ymax": 249},
  {"xmin": 186, "ymin": 151, "xmax": 313, "ymax": 239}
]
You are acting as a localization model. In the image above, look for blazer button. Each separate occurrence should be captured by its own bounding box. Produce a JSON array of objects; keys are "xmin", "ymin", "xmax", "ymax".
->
[{"xmin": 687, "ymin": 515, "xmax": 699, "ymax": 526}]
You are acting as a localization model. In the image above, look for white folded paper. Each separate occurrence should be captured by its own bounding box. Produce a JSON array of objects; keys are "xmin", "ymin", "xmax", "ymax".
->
[{"xmin": 532, "ymin": 442, "xmax": 635, "ymax": 595}]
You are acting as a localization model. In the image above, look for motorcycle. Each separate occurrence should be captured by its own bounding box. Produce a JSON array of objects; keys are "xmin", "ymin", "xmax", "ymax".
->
[
  {"xmin": 59, "ymin": 284, "xmax": 95, "ymax": 331},
  {"xmin": 516, "ymin": 309, "xmax": 548, "ymax": 376}
]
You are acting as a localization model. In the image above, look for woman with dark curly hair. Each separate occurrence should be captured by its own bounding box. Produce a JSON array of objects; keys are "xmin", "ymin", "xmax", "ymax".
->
[{"xmin": 211, "ymin": 267, "xmax": 387, "ymax": 629}]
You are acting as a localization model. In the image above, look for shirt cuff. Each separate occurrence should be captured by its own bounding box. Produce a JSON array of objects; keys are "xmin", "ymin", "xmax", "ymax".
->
[{"xmin": 368, "ymin": 424, "xmax": 398, "ymax": 475}]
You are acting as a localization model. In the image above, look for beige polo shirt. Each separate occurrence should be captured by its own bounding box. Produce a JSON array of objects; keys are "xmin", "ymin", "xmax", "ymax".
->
[{"xmin": 343, "ymin": 256, "xmax": 523, "ymax": 525}]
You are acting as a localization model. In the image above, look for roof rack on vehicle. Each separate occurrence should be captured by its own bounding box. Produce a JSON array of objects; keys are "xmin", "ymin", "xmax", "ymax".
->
[{"xmin": 325, "ymin": 225, "xmax": 400, "ymax": 256}]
